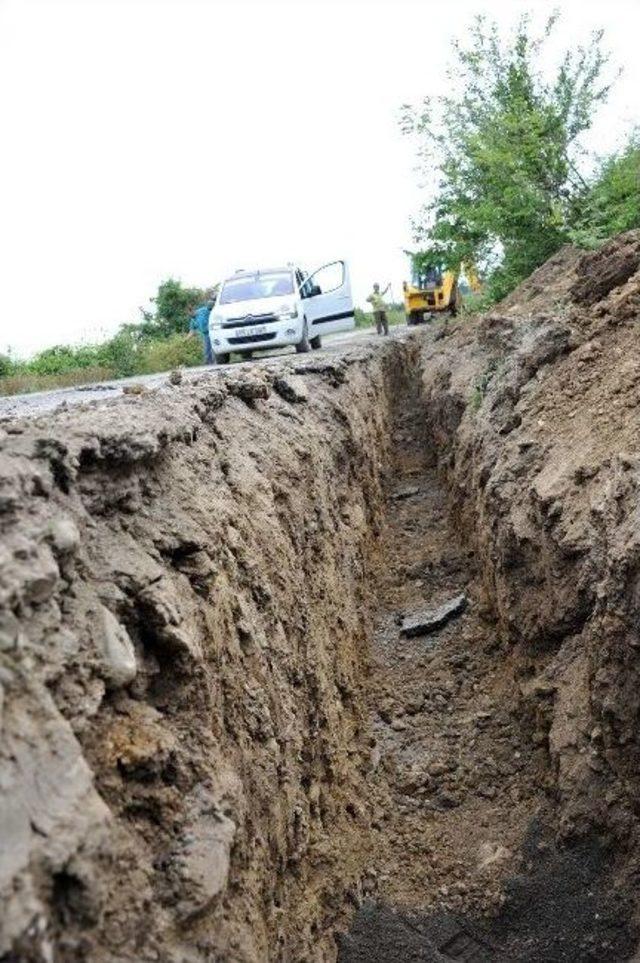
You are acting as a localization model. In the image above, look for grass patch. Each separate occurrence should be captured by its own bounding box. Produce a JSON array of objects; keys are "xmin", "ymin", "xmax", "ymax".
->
[
  {"xmin": 0, "ymin": 334, "xmax": 205, "ymax": 397},
  {"xmin": 0, "ymin": 366, "xmax": 115, "ymax": 397},
  {"xmin": 470, "ymin": 359, "xmax": 502, "ymax": 411}
]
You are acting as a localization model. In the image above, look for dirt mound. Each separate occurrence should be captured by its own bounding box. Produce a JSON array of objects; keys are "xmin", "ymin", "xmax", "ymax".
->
[
  {"xmin": 496, "ymin": 230, "xmax": 640, "ymax": 326},
  {"xmin": 571, "ymin": 230, "xmax": 640, "ymax": 306},
  {"xmin": 498, "ymin": 244, "xmax": 583, "ymax": 316}
]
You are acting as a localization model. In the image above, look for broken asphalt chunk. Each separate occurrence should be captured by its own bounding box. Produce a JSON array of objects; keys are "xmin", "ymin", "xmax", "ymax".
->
[{"xmin": 400, "ymin": 593, "xmax": 468, "ymax": 638}]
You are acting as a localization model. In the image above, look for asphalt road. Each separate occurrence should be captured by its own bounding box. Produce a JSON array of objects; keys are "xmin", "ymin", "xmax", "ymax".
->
[{"xmin": 0, "ymin": 326, "xmax": 407, "ymax": 420}]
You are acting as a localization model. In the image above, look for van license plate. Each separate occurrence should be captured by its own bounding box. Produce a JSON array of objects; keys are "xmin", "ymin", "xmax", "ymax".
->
[{"xmin": 245, "ymin": 326, "xmax": 266, "ymax": 337}]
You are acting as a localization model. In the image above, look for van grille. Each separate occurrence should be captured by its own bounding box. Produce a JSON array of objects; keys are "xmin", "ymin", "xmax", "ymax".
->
[
  {"xmin": 222, "ymin": 313, "xmax": 278, "ymax": 329},
  {"xmin": 228, "ymin": 332, "xmax": 277, "ymax": 345}
]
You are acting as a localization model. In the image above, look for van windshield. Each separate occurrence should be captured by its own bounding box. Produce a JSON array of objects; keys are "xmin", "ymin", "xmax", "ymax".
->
[{"xmin": 220, "ymin": 272, "xmax": 294, "ymax": 304}]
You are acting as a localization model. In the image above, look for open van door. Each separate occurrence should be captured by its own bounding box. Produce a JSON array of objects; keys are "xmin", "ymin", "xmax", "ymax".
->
[{"xmin": 302, "ymin": 260, "xmax": 355, "ymax": 336}]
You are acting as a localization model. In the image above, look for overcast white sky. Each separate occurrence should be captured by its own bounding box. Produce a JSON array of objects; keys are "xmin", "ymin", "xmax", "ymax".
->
[{"xmin": 1, "ymin": 0, "xmax": 638, "ymax": 357}]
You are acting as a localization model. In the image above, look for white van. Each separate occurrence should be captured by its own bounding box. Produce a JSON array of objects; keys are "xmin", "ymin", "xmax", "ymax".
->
[{"xmin": 209, "ymin": 260, "xmax": 355, "ymax": 364}]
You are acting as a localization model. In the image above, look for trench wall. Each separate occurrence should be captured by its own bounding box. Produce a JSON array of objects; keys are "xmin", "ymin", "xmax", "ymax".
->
[
  {"xmin": 0, "ymin": 347, "xmax": 413, "ymax": 963},
  {"xmin": 418, "ymin": 296, "xmax": 640, "ymax": 875}
]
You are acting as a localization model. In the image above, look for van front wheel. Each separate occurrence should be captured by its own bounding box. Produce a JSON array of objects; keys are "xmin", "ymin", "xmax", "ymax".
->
[
  {"xmin": 296, "ymin": 322, "xmax": 310, "ymax": 354},
  {"xmin": 215, "ymin": 353, "xmax": 230, "ymax": 365},
  {"xmin": 310, "ymin": 334, "xmax": 322, "ymax": 350}
]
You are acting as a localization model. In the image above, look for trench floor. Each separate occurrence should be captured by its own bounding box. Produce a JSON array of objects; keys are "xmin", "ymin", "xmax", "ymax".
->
[{"xmin": 338, "ymin": 367, "xmax": 636, "ymax": 962}]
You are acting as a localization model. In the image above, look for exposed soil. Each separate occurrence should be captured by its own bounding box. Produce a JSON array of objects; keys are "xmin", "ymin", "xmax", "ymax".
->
[
  {"xmin": 359, "ymin": 358, "xmax": 546, "ymax": 916},
  {"xmin": 3, "ymin": 230, "xmax": 640, "ymax": 961},
  {"xmin": 0, "ymin": 351, "xmax": 398, "ymax": 963},
  {"xmin": 339, "ymin": 355, "xmax": 635, "ymax": 961}
]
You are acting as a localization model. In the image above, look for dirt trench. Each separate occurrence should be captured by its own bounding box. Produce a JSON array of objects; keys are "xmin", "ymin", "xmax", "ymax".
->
[
  {"xmin": 339, "ymin": 355, "xmax": 636, "ymax": 961},
  {"xmin": 2, "ymin": 289, "xmax": 640, "ymax": 962}
]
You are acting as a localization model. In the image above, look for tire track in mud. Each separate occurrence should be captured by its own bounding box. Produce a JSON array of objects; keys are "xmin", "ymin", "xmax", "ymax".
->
[{"xmin": 339, "ymin": 359, "xmax": 636, "ymax": 962}]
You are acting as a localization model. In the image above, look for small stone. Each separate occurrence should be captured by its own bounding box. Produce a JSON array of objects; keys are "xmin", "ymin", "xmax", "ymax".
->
[
  {"xmin": 23, "ymin": 547, "xmax": 59, "ymax": 605},
  {"xmin": 173, "ymin": 810, "xmax": 236, "ymax": 920},
  {"xmin": 169, "ymin": 369, "xmax": 183, "ymax": 386},
  {"xmin": 227, "ymin": 376, "xmax": 270, "ymax": 404},
  {"xmin": 475, "ymin": 710, "xmax": 493, "ymax": 722},
  {"xmin": 391, "ymin": 717, "xmax": 408, "ymax": 731},
  {"xmin": 47, "ymin": 517, "xmax": 81, "ymax": 555},
  {"xmin": 96, "ymin": 605, "xmax": 137, "ymax": 687},
  {"xmin": 122, "ymin": 383, "xmax": 147, "ymax": 395},
  {"xmin": 477, "ymin": 842, "xmax": 511, "ymax": 870},
  {"xmin": 405, "ymin": 697, "xmax": 424, "ymax": 715},
  {"xmin": 274, "ymin": 375, "xmax": 308, "ymax": 404},
  {"xmin": 0, "ymin": 613, "xmax": 20, "ymax": 651},
  {"xmin": 390, "ymin": 486, "xmax": 420, "ymax": 501}
]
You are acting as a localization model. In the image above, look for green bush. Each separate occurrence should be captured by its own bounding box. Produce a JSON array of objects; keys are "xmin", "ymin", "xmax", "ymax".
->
[
  {"xmin": 24, "ymin": 344, "xmax": 101, "ymax": 376},
  {"xmin": 138, "ymin": 333, "xmax": 203, "ymax": 374},
  {"xmin": 570, "ymin": 137, "xmax": 640, "ymax": 247},
  {"xmin": 0, "ymin": 354, "xmax": 14, "ymax": 378},
  {"xmin": 100, "ymin": 327, "xmax": 141, "ymax": 378}
]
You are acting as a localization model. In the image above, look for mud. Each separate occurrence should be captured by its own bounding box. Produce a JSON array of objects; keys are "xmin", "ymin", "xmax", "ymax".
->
[{"xmin": 3, "ymin": 231, "xmax": 640, "ymax": 962}]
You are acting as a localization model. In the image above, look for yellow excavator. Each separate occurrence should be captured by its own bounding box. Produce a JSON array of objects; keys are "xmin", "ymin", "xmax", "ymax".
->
[{"xmin": 403, "ymin": 256, "xmax": 481, "ymax": 325}]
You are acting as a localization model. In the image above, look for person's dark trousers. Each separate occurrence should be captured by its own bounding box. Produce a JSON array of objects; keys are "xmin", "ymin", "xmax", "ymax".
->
[
  {"xmin": 374, "ymin": 310, "xmax": 389, "ymax": 335},
  {"xmin": 202, "ymin": 331, "xmax": 214, "ymax": 364}
]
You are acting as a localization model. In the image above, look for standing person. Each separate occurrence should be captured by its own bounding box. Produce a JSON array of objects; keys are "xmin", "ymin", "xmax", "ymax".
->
[
  {"xmin": 189, "ymin": 300, "xmax": 214, "ymax": 364},
  {"xmin": 367, "ymin": 282, "xmax": 391, "ymax": 335}
]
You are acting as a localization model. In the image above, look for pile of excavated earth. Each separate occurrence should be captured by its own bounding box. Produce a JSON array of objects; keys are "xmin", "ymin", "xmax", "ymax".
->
[{"xmin": 2, "ymin": 230, "xmax": 640, "ymax": 962}]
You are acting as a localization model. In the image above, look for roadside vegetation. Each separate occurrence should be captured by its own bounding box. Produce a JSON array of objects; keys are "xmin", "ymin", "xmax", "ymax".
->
[
  {"xmin": 0, "ymin": 280, "xmax": 208, "ymax": 396},
  {"xmin": 401, "ymin": 12, "xmax": 640, "ymax": 304}
]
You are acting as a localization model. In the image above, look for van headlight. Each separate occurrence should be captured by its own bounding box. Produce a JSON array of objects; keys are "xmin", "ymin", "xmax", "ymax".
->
[
  {"xmin": 277, "ymin": 305, "xmax": 298, "ymax": 321},
  {"xmin": 210, "ymin": 314, "xmax": 224, "ymax": 328}
]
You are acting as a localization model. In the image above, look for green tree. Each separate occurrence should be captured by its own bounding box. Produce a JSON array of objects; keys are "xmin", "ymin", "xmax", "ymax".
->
[
  {"xmin": 401, "ymin": 13, "xmax": 614, "ymax": 300},
  {"xmin": 139, "ymin": 278, "xmax": 208, "ymax": 339}
]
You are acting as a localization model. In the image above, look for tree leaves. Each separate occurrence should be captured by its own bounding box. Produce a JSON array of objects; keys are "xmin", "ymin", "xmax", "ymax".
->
[{"xmin": 402, "ymin": 13, "xmax": 616, "ymax": 299}]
